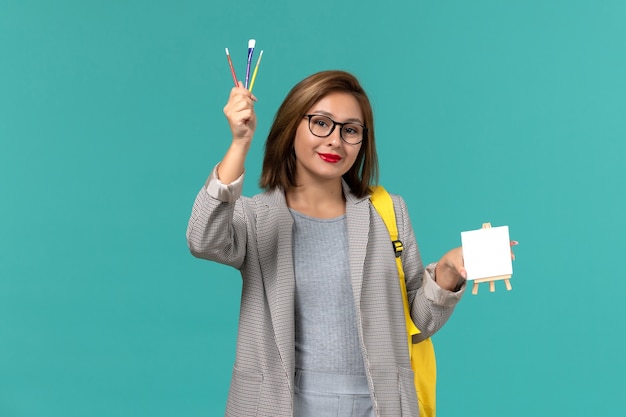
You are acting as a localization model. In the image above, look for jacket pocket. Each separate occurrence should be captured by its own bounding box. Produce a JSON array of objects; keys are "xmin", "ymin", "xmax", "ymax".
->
[
  {"xmin": 397, "ymin": 366, "xmax": 419, "ymax": 416},
  {"xmin": 225, "ymin": 367, "xmax": 263, "ymax": 417}
]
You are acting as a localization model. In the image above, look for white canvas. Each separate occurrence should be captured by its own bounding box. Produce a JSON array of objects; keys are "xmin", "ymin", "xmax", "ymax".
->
[{"xmin": 461, "ymin": 225, "xmax": 513, "ymax": 280}]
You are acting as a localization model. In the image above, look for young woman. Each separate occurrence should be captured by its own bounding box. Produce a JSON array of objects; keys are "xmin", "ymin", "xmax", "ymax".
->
[{"xmin": 187, "ymin": 70, "xmax": 467, "ymax": 417}]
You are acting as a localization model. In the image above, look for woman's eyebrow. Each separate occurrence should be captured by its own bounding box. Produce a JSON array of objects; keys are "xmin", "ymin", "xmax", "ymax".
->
[{"xmin": 309, "ymin": 110, "xmax": 364, "ymax": 124}]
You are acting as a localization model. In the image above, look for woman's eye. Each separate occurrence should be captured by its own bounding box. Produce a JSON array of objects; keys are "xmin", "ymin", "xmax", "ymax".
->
[
  {"xmin": 314, "ymin": 119, "xmax": 329, "ymax": 128},
  {"xmin": 344, "ymin": 125, "xmax": 360, "ymax": 135}
]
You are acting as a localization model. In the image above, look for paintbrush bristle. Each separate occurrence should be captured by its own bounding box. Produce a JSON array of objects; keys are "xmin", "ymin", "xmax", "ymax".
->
[
  {"xmin": 225, "ymin": 47, "xmax": 230, "ymax": 55},
  {"xmin": 248, "ymin": 39, "xmax": 256, "ymax": 48}
]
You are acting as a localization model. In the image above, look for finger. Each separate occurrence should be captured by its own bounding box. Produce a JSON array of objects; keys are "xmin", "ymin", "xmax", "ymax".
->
[
  {"xmin": 229, "ymin": 83, "xmax": 254, "ymax": 102},
  {"xmin": 228, "ymin": 88, "xmax": 254, "ymax": 103},
  {"xmin": 455, "ymin": 265, "xmax": 467, "ymax": 279},
  {"xmin": 444, "ymin": 259, "xmax": 467, "ymax": 280},
  {"xmin": 225, "ymin": 96, "xmax": 255, "ymax": 119},
  {"xmin": 457, "ymin": 265, "xmax": 467, "ymax": 279},
  {"xmin": 234, "ymin": 81, "xmax": 258, "ymax": 101},
  {"xmin": 510, "ymin": 241, "xmax": 518, "ymax": 261},
  {"xmin": 228, "ymin": 99, "xmax": 254, "ymax": 115},
  {"xmin": 237, "ymin": 109, "xmax": 254, "ymax": 125}
]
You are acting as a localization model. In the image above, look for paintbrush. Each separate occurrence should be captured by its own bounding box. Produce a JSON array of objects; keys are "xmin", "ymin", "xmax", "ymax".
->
[
  {"xmin": 225, "ymin": 48, "xmax": 238, "ymax": 87},
  {"xmin": 248, "ymin": 50, "xmax": 263, "ymax": 92},
  {"xmin": 244, "ymin": 39, "xmax": 256, "ymax": 89}
]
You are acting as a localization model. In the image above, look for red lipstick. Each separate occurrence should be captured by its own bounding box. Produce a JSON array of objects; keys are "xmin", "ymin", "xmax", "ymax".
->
[{"xmin": 318, "ymin": 153, "xmax": 342, "ymax": 163}]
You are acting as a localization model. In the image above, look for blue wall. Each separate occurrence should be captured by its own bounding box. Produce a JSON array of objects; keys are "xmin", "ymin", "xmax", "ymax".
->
[{"xmin": 2, "ymin": 1, "xmax": 625, "ymax": 415}]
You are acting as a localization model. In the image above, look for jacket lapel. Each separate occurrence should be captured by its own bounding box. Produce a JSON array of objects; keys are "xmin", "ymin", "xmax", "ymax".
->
[
  {"xmin": 344, "ymin": 182, "xmax": 371, "ymax": 313},
  {"xmin": 255, "ymin": 188, "xmax": 296, "ymax": 389}
]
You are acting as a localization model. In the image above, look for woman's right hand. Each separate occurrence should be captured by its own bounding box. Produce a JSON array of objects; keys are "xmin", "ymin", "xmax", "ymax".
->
[
  {"xmin": 216, "ymin": 83, "xmax": 258, "ymax": 184},
  {"xmin": 223, "ymin": 82, "xmax": 257, "ymax": 145}
]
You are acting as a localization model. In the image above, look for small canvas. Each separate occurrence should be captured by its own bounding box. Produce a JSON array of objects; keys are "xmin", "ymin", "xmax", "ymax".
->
[{"xmin": 461, "ymin": 225, "xmax": 512, "ymax": 280}]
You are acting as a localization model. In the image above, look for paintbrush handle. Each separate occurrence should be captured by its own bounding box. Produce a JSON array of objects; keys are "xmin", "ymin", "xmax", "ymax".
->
[{"xmin": 244, "ymin": 49, "xmax": 254, "ymax": 89}]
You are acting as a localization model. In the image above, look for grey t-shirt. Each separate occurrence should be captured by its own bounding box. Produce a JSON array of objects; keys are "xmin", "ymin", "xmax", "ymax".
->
[{"xmin": 291, "ymin": 209, "xmax": 366, "ymax": 376}]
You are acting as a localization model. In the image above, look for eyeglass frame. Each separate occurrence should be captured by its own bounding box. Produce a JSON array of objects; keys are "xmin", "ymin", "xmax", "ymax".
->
[{"xmin": 303, "ymin": 114, "xmax": 368, "ymax": 145}]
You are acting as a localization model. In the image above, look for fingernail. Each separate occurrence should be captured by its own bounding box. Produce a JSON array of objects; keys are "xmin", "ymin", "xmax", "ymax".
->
[{"xmin": 511, "ymin": 240, "xmax": 519, "ymax": 246}]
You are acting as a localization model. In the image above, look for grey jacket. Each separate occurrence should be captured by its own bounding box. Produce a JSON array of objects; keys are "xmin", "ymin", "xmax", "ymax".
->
[{"xmin": 186, "ymin": 169, "xmax": 464, "ymax": 416}]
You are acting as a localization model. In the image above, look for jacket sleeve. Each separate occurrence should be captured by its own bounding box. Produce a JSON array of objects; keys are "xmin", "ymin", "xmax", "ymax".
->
[
  {"xmin": 186, "ymin": 165, "xmax": 249, "ymax": 270},
  {"xmin": 393, "ymin": 195, "xmax": 466, "ymax": 341}
]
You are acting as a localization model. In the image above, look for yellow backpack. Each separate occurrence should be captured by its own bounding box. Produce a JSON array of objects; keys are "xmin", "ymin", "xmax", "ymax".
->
[{"xmin": 370, "ymin": 185, "xmax": 437, "ymax": 417}]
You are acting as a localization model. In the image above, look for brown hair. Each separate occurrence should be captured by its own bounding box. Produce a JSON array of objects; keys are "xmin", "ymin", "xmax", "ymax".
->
[{"xmin": 259, "ymin": 70, "xmax": 378, "ymax": 198}]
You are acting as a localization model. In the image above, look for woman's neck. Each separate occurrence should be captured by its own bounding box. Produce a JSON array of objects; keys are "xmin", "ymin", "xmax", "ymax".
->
[{"xmin": 285, "ymin": 180, "xmax": 345, "ymax": 219}]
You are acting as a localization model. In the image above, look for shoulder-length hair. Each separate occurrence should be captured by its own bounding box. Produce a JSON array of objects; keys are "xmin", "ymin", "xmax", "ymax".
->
[{"xmin": 259, "ymin": 70, "xmax": 378, "ymax": 198}]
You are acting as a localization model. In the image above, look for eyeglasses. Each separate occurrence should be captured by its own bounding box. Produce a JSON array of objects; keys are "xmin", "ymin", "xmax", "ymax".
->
[{"xmin": 304, "ymin": 114, "xmax": 367, "ymax": 145}]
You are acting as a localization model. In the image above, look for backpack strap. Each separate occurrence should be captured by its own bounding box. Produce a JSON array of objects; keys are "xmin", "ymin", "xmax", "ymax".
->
[
  {"xmin": 370, "ymin": 186, "xmax": 421, "ymax": 353},
  {"xmin": 370, "ymin": 185, "xmax": 438, "ymax": 417}
]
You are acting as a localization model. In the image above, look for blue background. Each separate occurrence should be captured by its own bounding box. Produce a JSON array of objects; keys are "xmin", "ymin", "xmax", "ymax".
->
[{"xmin": 2, "ymin": 0, "xmax": 625, "ymax": 415}]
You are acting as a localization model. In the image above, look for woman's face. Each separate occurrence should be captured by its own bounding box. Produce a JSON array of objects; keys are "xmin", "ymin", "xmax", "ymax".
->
[{"xmin": 293, "ymin": 92, "xmax": 364, "ymax": 186}]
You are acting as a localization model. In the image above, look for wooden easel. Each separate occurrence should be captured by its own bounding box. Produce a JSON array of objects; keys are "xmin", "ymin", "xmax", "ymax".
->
[{"xmin": 471, "ymin": 223, "xmax": 513, "ymax": 295}]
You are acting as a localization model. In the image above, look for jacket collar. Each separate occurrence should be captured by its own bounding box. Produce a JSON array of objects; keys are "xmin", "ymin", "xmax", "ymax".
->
[{"xmin": 256, "ymin": 179, "xmax": 371, "ymax": 207}]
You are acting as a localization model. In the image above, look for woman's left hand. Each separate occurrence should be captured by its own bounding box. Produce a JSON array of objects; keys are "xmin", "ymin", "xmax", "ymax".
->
[
  {"xmin": 435, "ymin": 247, "xmax": 467, "ymax": 291},
  {"xmin": 435, "ymin": 241, "xmax": 519, "ymax": 291}
]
